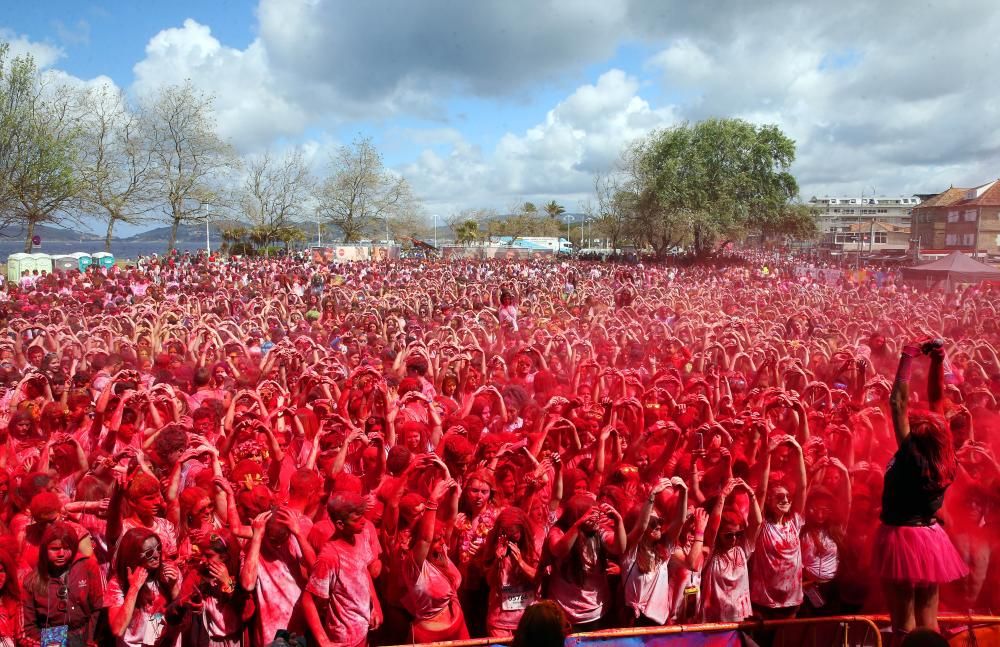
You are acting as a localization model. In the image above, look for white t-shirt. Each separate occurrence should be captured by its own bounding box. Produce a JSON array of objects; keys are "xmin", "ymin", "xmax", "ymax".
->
[
  {"xmin": 750, "ymin": 513, "xmax": 804, "ymax": 609},
  {"xmin": 621, "ymin": 544, "xmax": 674, "ymax": 624},
  {"xmin": 546, "ymin": 527, "xmax": 610, "ymax": 625},
  {"xmin": 801, "ymin": 528, "xmax": 838, "ymax": 583},
  {"xmin": 701, "ymin": 540, "xmax": 754, "ymax": 622}
]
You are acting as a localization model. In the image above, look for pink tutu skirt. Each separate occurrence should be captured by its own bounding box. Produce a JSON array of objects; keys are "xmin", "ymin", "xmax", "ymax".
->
[{"xmin": 873, "ymin": 523, "xmax": 969, "ymax": 584}]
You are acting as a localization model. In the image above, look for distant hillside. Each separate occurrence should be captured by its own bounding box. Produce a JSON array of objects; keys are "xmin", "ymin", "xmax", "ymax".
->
[
  {"xmin": 0, "ymin": 223, "xmax": 103, "ymax": 243},
  {"xmin": 121, "ymin": 219, "xmax": 249, "ymax": 243}
]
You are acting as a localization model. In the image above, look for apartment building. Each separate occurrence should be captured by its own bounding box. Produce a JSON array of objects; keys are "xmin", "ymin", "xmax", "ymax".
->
[
  {"xmin": 808, "ymin": 195, "xmax": 920, "ymax": 253},
  {"xmin": 910, "ymin": 180, "xmax": 1000, "ymax": 256}
]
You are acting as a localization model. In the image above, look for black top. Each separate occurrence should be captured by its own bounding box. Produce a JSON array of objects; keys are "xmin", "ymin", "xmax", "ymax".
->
[{"xmin": 880, "ymin": 436, "xmax": 946, "ymax": 526}]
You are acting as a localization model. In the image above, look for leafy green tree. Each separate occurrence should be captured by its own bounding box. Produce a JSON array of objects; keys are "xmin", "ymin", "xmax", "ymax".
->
[
  {"xmin": 0, "ymin": 48, "xmax": 83, "ymax": 252},
  {"xmin": 634, "ymin": 118, "xmax": 799, "ymax": 256},
  {"xmin": 455, "ymin": 219, "xmax": 479, "ymax": 245},
  {"xmin": 544, "ymin": 200, "xmax": 565, "ymax": 219}
]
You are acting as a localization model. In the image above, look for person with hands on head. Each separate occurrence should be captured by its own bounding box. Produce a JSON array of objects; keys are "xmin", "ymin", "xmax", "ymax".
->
[
  {"xmin": 749, "ymin": 432, "xmax": 808, "ymax": 621},
  {"xmin": 700, "ymin": 478, "xmax": 762, "ymax": 623},
  {"xmin": 544, "ymin": 493, "xmax": 625, "ymax": 632},
  {"xmin": 621, "ymin": 477, "xmax": 703, "ymax": 627}
]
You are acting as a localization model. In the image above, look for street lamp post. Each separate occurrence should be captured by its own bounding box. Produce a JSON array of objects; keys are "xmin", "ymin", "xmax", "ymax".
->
[{"xmin": 433, "ymin": 214, "xmax": 438, "ymax": 249}]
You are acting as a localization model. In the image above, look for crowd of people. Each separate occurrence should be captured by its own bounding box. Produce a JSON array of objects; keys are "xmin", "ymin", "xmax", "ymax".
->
[{"xmin": 0, "ymin": 249, "xmax": 995, "ymax": 647}]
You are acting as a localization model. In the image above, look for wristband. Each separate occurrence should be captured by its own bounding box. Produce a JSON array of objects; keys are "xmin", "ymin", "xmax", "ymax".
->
[
  {"xmin": 424, "ymin": 503, "xmax": 439, "ymax": 512},
  {"xmin": 694, "ymin": 535, "xmax": 704, "ymax": 542}
]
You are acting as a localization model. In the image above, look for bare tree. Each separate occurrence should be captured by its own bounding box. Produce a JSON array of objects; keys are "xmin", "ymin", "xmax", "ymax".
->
[
  {"xmin": 142, "ymin": 81, "xmax": 235, "ymax": 253},
  {"xmin": 76, "ymin": 84, "xmax": 155, "ymax": 251},
  {"xmin": 314, "ymin": 136, "xmax": 415, "ymax": 243},
  {"xmin": 236, "ymin": 148, "xmax": 314, "ymax": 252},
  {"xmin": 592, "ymin": 171, "xmax": 633, "ymax": 250}
]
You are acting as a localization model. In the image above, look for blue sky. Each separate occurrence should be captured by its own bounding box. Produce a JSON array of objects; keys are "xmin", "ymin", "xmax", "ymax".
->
[{"xmin": 4, "ymin": 0, "xmax": 1000, "ymax": 233}]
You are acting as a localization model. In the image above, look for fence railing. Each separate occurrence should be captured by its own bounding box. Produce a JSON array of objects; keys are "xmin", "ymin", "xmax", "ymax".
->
[{"xmin": 387, "ymin": 614, "xmax": 1000, "ymax": 647}]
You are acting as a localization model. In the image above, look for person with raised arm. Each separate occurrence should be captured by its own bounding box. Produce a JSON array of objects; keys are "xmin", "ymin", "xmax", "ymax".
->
[{"xmin": 876, "ymin": 340, "xmax": 968, "ymax": 644}]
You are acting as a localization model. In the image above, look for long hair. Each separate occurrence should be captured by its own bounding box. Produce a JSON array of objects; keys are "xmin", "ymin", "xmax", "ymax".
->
[
  {"xmin": 554, "ymin": 494, "xmax": 603, "ymax": 585},
  {"xmin": 114, "ymin": 528, "xmax": 161, "ymax": 597},
  {"xmin": 907, "ymin": 411, "xmax": 957, "ymax": 490},
  {"xmin": 27, "ymin": 522, "xmax": 79, "ymax": 596},
  {"xmin": 0, "ymin": 544, "xmax": 18, "ymax": 602},
  {"xmin": 459, "ymin": 470, "xmax": 495, "ymax": 517},
  {"xmin": 482, "ymin": 506, "xmax": 537, "ymax": 572},
  {"xmin": 511, "ymin": 601, "xmax": 570, "ymax": 647}
]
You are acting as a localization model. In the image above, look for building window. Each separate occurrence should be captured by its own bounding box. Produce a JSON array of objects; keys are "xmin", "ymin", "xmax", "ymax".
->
[
  {"xmin": 874, "ymin": 232, "xmax": 887, "ymax": 244},
  {"xmin": 964, "ymin": 210, "xmax": 978, "ymax": 222},
  {"xmin": 946, "ymin": 234, "xmax": 958, "ymax": 246},
  {"xmin": 877, "ymin": 208, "xmax": 888, "ymax": 214},
  {"xmin": 947, "ymin": 210, "xmax": 959, "ymax": 223},
  {"xmin": 963, "ymin": 233, "xmax": 976, "ymax": 246}
]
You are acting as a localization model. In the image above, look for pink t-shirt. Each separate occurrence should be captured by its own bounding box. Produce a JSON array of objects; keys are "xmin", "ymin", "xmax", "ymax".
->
[
  {"xmin": 253, "ymin": 539, "xmax": 307, "ymax": 646},
  {"xmin": 402, "ymin": 554, "xmax": 462, "ymax": 622},
  {"xmin": 545, "ymin": 527, "xmax": 610, "ymax": 625},
  {"xmin": 701, "ymin": 541, "xmax": 754, "ymax": 622},
  {"xmin": 750, "ymin": 513, "xmax": 804, "ymax": 608},
  {"xmin": 306, "ymin": 537, "xmax": 376, "ymax": 646}
]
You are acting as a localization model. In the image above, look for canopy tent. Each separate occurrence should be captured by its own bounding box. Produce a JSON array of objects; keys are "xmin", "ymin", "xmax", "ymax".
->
[{"xmin": 901, "ymin": 251, "xmax": 1000, "ymax": 290}]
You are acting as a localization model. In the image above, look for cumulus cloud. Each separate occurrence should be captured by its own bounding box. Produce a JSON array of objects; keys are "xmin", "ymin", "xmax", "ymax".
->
[
  {"xmin": 257, "ymin": 0, "xmax": 627, "ymax": 107},
  {"xmin": 1, "ymin": 28, "xmax": 63, "ymax": 68},
  {"xmin": 639, "ymin": 0, "xmax": 1000, "ymax": 197},
  {"xmin": 400, "ymin": 70, "xmax": 677, "ymax": 215},
  {"xmin": 8, "ymin": 0, "xmax": 1000, "ymax": 218},
  {"xmin": 131, "ymin": 19, "xmax": 311, "ymax": 152}
]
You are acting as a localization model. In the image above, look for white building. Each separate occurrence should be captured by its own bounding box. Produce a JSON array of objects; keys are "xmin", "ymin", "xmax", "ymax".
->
[{"xmin": 808, "ymin": 195, "xmax": 920, "ymax": 254}]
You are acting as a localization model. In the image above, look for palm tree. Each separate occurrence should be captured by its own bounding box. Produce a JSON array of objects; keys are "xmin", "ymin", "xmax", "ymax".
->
[
  {"xmin": 455, "ymin": 220, "xmax": 479, "ymax": 245},
  {"xmin": 544, "ymin": 200, "xmax": 566, "ymax": 219}
]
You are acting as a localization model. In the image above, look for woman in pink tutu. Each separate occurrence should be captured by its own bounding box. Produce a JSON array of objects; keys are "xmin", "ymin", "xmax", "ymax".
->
[{"xmin": 878, "ymin": 339, "xmax": 968, "ymax": 644}]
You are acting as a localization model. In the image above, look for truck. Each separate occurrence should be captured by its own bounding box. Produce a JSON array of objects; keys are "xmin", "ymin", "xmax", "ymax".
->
[{"xmin": 503, "ymin": 237, "xmax": 574, "ymax": 255}]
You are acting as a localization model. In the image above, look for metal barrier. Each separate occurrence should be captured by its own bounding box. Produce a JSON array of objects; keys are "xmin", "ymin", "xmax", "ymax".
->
[
  {"xmin": 389, "ymin": 615, "xmax": 886, "ymax": 647},
  {"xmin": 387, "ymin": 614, "xmax": 1000, "ymax": 647}
]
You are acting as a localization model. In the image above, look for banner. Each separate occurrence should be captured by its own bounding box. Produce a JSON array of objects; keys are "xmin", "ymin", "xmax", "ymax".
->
[
  {"xmin": 441, "ymin": 246, "xmax": 553, "ymax": 260},
  {"xmin": 567, "ymin": 631, "xmax": 743, "ymax": 647}
]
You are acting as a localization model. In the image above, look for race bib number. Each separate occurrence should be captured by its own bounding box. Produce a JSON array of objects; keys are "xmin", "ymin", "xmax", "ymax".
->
[{"xmin": 501, "ymin": 585, "xmax": 536, "ymax": 611}]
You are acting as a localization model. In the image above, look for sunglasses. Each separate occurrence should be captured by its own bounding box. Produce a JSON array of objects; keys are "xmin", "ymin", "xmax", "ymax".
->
[
  {"xmin": 139, "ymin": 544, "xmax": 162, "ymax": 561},
  {"xmin": 773, "ymin": 494, "xmax": 791, "ymax": 502},
  {"xmin": 721, "ymin": 531, "xmax": 744, "ymax": 540}
]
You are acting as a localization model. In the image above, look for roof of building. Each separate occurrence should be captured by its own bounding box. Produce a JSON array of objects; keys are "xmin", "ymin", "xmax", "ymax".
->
[
  {"xmin": 954, "ymin": 179, "xmax": 1000, "ymax": 207},
  {"xmin": 913, "ymin": 186, "xmax": 970, "ymax": 209},
  {"xmin": 846, "ymin": 221, "xmax": 910, "ymax": 233}
]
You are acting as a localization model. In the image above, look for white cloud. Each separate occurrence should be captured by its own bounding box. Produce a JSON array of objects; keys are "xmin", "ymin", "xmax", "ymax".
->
[
  {"xmin": 131, "ymin": 19, "xmax": 310, "ymax": 152},
  {"xmin": 648, "ymin": 39, "xmax": 713, "ymax": 82},
  {"xmin": 400, "ymin": 70, "xmax": 677, "ymax": 215},
  {"xmin": 1, "ymin": 28, "xmax": 63, "ymax": 68}
]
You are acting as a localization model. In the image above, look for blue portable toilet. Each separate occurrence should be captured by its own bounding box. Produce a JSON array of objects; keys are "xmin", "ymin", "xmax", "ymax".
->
[
  {"xmin": 70, "ymin": 252, "xmax": 93, "ymax": 271},
  {"xmin": 91, "ymin": 252, "xmax": 115, "ymax": 269}
]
